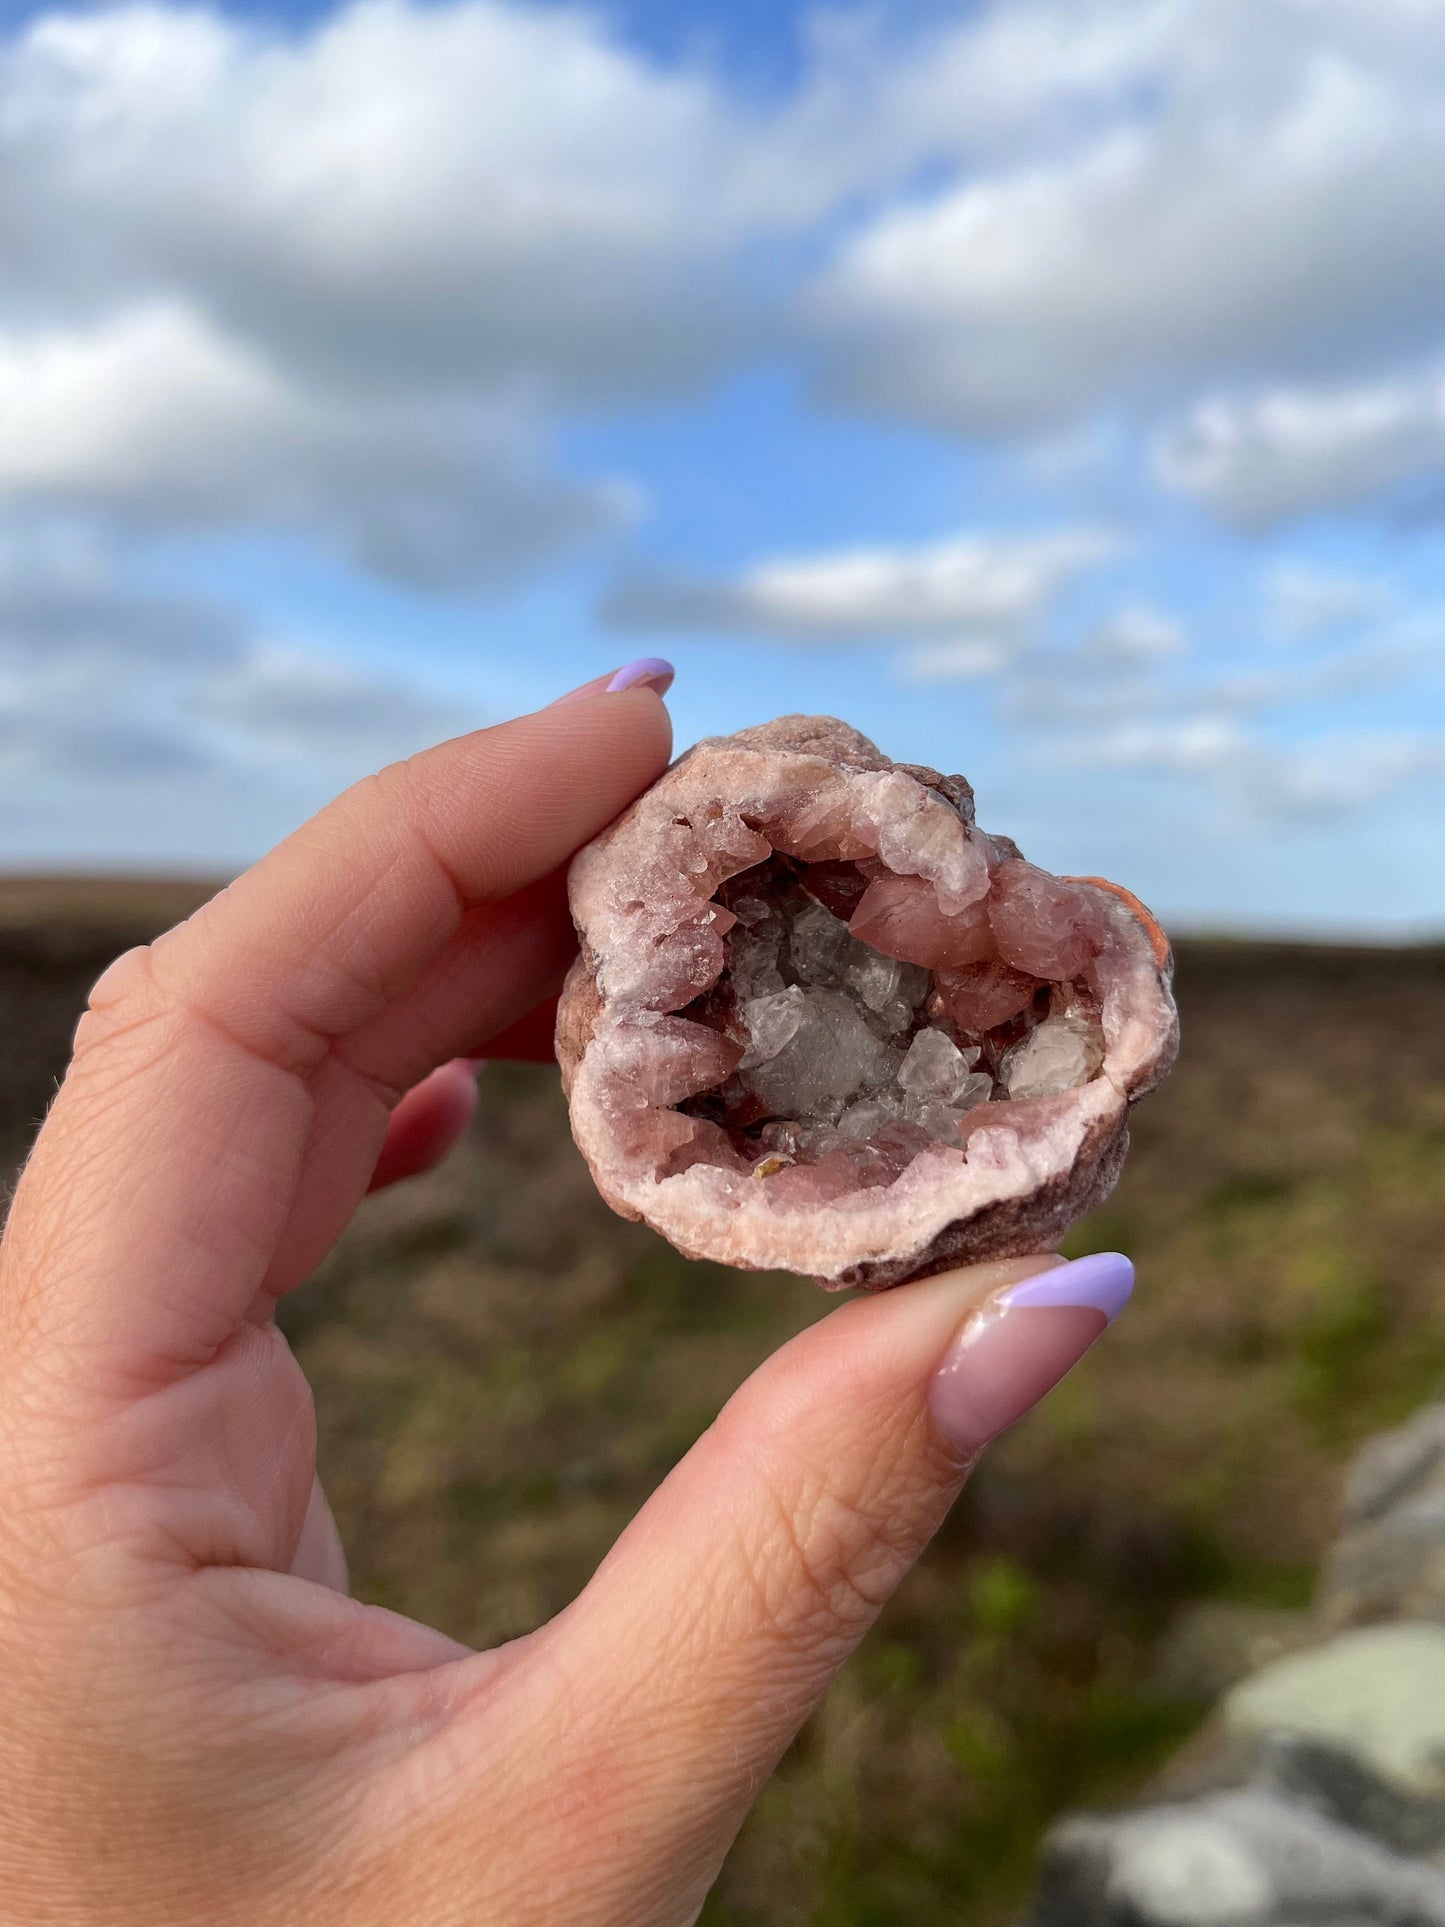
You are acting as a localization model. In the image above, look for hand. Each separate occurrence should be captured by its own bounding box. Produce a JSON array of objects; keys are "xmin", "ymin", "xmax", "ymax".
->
[{"xmin": 0, "ymin": 671, "xmax": 1130, "ymax": 1926}]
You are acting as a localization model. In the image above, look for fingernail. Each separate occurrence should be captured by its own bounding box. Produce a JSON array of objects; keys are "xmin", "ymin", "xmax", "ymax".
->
[
  {"xmin": 928, "ymin": 1253, "xmax": 1133, "ymax": 1458},
  {"xmin": 552, "ymin": 659, "xmax": 675, "ymax": 705}
]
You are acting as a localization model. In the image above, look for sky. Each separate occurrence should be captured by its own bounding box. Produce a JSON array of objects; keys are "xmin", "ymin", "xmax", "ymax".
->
[{"xmin": 1, "ymin": 0, "xmax": 1444, "ymax": 935}]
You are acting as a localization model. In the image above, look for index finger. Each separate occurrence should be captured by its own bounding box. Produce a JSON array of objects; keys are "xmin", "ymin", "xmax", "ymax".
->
[{"xmin": 0, "ymin": 689, "xmax": 671, "ymax": 1400}]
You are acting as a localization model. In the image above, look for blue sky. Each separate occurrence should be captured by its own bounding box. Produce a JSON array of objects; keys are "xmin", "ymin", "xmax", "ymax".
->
[{"xmin": 1, "ymin": 0, "xmax": 1443, "ymax": 934}]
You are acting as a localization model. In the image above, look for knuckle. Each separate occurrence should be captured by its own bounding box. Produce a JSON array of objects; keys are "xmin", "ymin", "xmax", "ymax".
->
[
  {"xmin": 73, "ymin": 942, "xmax": 165, "ymax": 1060},
  {"xmin": 84, "ymin": 940, "xmax": 160, "ymax": 1017},
  {"xmin": 366, "ymin": 757, "xmax": 420, "ymax": 819}
]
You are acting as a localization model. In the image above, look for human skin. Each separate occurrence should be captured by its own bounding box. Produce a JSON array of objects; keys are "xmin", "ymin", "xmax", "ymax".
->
[{"xmin": 0, "ymin": 666, "xmax": 1130, "ymax": 1926}]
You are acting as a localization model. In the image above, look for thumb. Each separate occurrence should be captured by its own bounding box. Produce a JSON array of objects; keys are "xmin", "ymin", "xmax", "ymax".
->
[{"xmin": 535, "ymin": 1249, "xmax": 1132, "ymax": 1920}]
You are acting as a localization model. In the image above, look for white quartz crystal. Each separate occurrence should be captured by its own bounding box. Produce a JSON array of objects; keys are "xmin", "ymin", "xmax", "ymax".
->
[
  {"xmin": 728, "ymin": 912, "xmax": 787, "ymax": 1002},
  {"xmin": 898, "ymin": 1028, "xmax": 982, "ymax": 1103},
  {"xmin": 835, "ymin": 1095, "xmax": 905, "ymax": 1138},
  {"xmin": 844, "ymin": 946, "xmax": 904, "ymax": 1010},
  {"xmin": 1000, "ymin": 1010, "xmax": 1105, "ymax": 1099},
  {"xmin": 789, "ymin": 897, "xmax": 854, "ymax": 987},
  {"xmin": 738, "ymin": 986, "xmax": 807, "ymax": 1069},
  {"xmin": 740, "ymin": 986, "xmax": 902, "ymax": 1120},
  {"xmin": 843, "ymin": 947, "xmax": 930, "ymax": 1018},
  {"xmin": 723, "ymin": 878, "xmax": 1106, "ymax": 1146},
  {"xmin": 909, "ymin": 1095, "xmax": 975, "ymax": 1140},
  {"xmin": 873, "ymin": 998, "xmax": 916, "ymax": 1036}
]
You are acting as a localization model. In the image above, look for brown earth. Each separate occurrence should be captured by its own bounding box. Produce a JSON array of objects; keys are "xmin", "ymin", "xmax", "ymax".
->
[{"xmin": 2, "ymin": 874, "xmax": 1444, "ymax": 1925}]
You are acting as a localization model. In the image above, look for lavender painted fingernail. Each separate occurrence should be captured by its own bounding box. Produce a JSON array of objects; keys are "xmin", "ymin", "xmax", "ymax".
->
[
  {"xmin": 606, "ymin": 657, "xmax": 674, "ymax": 696},
  {"xmin": 928, "ymin": 1254, "xmax": 1133, "ymax": 1459},
  {"xmin": 553, "ymin": 659, "xmax": 676, "ymax": 705},
  {"xmin": 995, "ymin": 1252, "xmax": 1134, "ymax": 1322}
]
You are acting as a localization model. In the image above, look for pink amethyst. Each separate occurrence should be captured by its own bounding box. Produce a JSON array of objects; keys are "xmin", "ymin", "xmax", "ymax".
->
[{"xmin": 556, "ymin": 715, "xmax": 1178, "ymax": 1290}]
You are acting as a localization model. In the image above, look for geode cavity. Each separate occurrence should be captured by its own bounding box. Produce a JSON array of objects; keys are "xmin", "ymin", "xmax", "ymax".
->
[{"xmin": 557, "ymin": 716, "xmax": 1177, "ymax": 1289}]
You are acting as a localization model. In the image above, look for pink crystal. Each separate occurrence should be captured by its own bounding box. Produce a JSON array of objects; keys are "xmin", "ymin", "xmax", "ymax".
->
[
  {"xmin": 601, "ymin": 1015, "xmax": 743, "ymax": 1108},
  {"xmin": 613, "ymin": 1106, "xmax": 699, "ymax": 1165},
  {"xmin": 932, "ymin": 959, "xmax": 1040, "ymax": 1033},
  {"xmin": 762, "ymin": 1146, "xmax": 864, "ymax": 1207},
  {"xmin": 770, "ymin": 791, "xmax": 875, "ymax": 860},
  {"xmin": 662, "ymin": 1117, "xmax": 752, "ymax": 1178},
  {"xmin": 988, "ymin": 861, "xmax": 1104, "ymax": 980},
  {"xmin": 848, "ymin": 873, "xmax": 993, "ymax": 969}
]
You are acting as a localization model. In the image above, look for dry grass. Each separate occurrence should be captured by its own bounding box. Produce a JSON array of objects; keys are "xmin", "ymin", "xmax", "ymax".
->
[{"xmin": 3, "ymin": 880, "xmax": 1443, "ymax": 1923}]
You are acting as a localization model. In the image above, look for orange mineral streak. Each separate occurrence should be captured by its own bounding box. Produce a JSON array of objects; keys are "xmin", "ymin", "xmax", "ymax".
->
[{"xmin": 1064, "ymin": 877, "xmax": 1172, "ymax": 970}]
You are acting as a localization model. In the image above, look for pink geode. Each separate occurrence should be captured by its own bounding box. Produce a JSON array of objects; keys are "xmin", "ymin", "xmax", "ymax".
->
[{"xmin": 557, "ymin": 715, "xmax": 1178, "ymax": 1290}]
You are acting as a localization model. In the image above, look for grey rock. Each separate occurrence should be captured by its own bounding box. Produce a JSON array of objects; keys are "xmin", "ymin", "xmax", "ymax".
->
[
  {"xmin": 1223, "ymin": 1625, "xmax": 1445, "ymax": 1804},
  {"xmin": 1024, "ymin": 1407, "xmax": 1445, "ymax": 1925},
  {"xmin": 1150, "ymin": 1725, "xmax": 1445, "ymax": 1860},
  {"xmin": 1030, "ymin": 1789, "xmax": 1445, "ymax": 1927},
  {"xmin": 1324, "ymin": 1502, "xmax": 1445, "ymax": 1633},
  {"xmin": 1258, "ymin": 1738, "xmax": 1445, "ymax": 1862},
  {"xmin": 1343, "ymin": 1409, "xmax": 1445, "ymax": 1529},
  {"xmin": 1324, "ymin": 1409, "xmax": 1445, "ymax": 1630}
]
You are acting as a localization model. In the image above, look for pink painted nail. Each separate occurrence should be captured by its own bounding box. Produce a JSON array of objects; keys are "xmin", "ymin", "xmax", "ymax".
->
[
  {"xmin": 553, "ymin": 659, "xmax": 675, "ymax": 705},
  {"xmin": 928, "ymin": 1253, "xmax": 1133, "ymax": 1458}
]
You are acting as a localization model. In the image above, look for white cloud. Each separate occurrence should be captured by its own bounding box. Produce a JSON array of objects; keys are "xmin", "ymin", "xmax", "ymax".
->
[
  {"xmin": 0, "ymin": 521, "xmax": 243, "ymax": 668},
  {"xmin": 995, "ymin": 606, "xmax": 1437, "ymax": 738},
  {"xmin": 899, "ymin": 599, "xmax": 1182, "ymax": 684},
  {"xmin": 185, "ymin": 643, "xmax": 474, "ymax": 762},
  {"xmin": 1060, "ymin": 716, "xmax": 1244, "ymax": 775},
  {"xmin": 0, "ymin": 517, "xmax": 471, "ymax": 792},
  {"xmin": 1083, "ymin": 602, "xmax": 1186, "ymax": 666},
  {"xmin": 1056, "ymin": 717, "xmax": 1445, "ymax": 821},
  {"xmin": 1263, "ymin": 562, "xmax": 1397, "ymax": 639},
  {"xmin": 0, "ymin": 303, "xmax": 630, "ymax": 588},
  {"xmin": 6, "ymin": 0, "xmax": 1445, "ymax": 587},
  {"xmin": 0, "ymin": 0, "xmax": 756, "ymax": 403},
  {"xmin": 1155, "ymin": 371, "xmax": 1445, "ymax": 523},
  {"xmin": 603, "ymin": 527, "xmax": 1119, "ymax": 642},
  {"xmin": 900, "ymin": 638, "xmax": 1012, "ymax": 683},
  {"xmin": 810, "ymin": 0, "xmax": 1445, "ymax": 432},
  {"xmin": 994, "ymin": 583, "xmax": 1445, "ymax": 828},
  {"xmin": 0, "ymin": 0, "xmax": 767, "ymax": 591}
]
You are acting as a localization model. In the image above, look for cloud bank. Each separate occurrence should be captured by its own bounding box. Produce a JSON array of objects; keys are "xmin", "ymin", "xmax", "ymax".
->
[
  {"xmin": 603, "ymin": 529, "xmax": 1119, "ymax": 643},
  {"xmin": 0, "ymin": 0, "xmax": 1442, "ymax": 893}
]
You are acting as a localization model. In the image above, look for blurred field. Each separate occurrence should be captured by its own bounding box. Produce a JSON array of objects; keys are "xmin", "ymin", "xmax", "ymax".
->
[{"xmin": 3, "ymin": 875, "xmax": 1444, "ymax": 1924}]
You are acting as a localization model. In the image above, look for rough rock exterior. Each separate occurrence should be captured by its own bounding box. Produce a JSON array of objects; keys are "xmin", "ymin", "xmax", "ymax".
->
[
  {"xmin": 557, "ymin": 715, "xmax": 1177, "ymax": 1288},
  {"xmin": 1034, "ymin": 1790, "xmax": 1445, "ymax": 1927},
  {"xmin": 1026, "ymin": 1404, "xmax": 1445, "ymax": 1926}
]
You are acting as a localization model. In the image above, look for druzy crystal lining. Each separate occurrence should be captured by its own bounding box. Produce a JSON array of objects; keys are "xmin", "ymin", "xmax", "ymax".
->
[
  {"xmin": 559, "ymin": 717, "xmax": 1177, "ymax": 1288},
  {"xmin": 669, "ymin": 852, "xmax": 1109, "ymax": 1206}
]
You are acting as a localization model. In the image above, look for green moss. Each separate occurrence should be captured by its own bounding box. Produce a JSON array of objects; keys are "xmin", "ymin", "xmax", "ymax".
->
[
  {"xmin": 968, "ymin": 1557, "xmax": 1040, "ymax": 1638},
  {"xmin": 1075, "ymin": 1683, "xmax": 1208, "ymax": 1775},
  {"xmin": 1288, "ymin": 1272, "xmax": 1390, "ymax": 1439},
  {"xmin": 1203, "ymin": 1171, "xmax": 1297, "ymax": 1216},
  {"xmin": 944, "ymin": 1705, "xmax": 1014, "ymax": 1781},
  {"xmin": 863, "ymin": 1639, "xmax": 926, "ymax": 1697}
]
